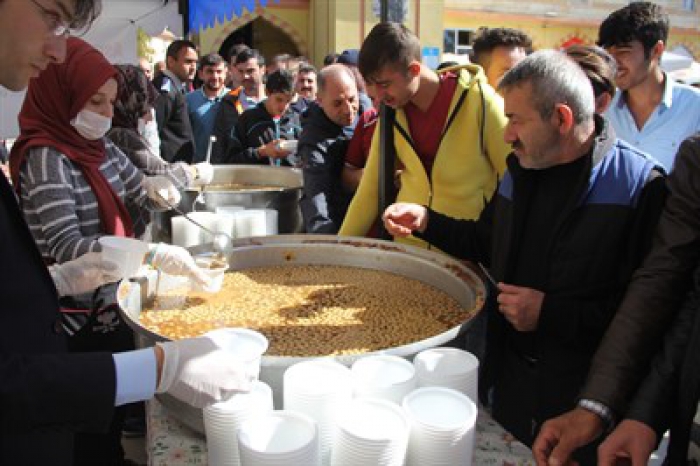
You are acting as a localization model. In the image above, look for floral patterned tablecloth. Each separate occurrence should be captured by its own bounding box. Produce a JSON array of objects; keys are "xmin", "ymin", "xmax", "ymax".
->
[{"xmin": 146, "ymin": 398, "xmax": 535, "ymax": 466}]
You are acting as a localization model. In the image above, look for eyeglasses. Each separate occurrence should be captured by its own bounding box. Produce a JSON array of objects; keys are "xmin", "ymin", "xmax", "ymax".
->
[{"xmin": 29, "ymin": 0, "xmax": 72, "ymax": 37}]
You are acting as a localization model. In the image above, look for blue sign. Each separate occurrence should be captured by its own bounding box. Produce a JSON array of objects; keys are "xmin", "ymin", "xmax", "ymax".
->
[
  {"xmin": 189, "ymin": 0, "xmax": 282, "ymax": 33},
  {"xmin": 422, "ymin": 46, "xmax": 440, "ymax": 70}
]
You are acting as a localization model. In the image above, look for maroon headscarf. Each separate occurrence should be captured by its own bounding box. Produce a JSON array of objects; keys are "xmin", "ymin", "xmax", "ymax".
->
[{"xmin": 10, "ymin": 37, "xmax": 133, "ymax": 237}]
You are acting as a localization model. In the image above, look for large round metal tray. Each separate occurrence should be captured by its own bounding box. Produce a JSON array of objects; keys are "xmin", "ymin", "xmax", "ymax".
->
[{"xmin": 117, "ymin": 235, "xmax": 486, "ymax": 433}]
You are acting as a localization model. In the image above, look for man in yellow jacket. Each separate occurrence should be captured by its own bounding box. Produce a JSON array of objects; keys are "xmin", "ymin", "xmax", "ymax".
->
[{"xmin": 339, "ymin": 23, "xmax": 511, "ymax": 249}]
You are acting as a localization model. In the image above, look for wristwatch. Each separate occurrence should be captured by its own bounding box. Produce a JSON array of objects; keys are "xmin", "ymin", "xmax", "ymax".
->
[{"xmin": 578, "ymin": 398, "xmax": 616, "ymax": 432}]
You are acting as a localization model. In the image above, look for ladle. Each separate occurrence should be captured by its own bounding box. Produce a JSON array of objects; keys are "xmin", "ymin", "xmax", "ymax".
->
[{"xmin": 194, "ymin": 135, "xmax": 216, "ymax": 211}]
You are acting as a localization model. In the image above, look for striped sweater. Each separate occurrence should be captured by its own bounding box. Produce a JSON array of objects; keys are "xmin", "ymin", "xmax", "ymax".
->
[{"xmin": 18, "ymin": 138, "xmax": 163, "ymax": 263}]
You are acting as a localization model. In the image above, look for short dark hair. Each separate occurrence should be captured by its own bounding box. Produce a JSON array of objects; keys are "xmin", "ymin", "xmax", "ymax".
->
[
  {"xmin": 359, "ymin": 23, "xmax": 421, "ymax": 82},
  {"xmin": 472, "ymin": 28, "xmax": 533, "ymax": 68},
  {"xmin": 227, "ymin": 43, "xmax": 250, "ymax": 64},
  {"xmin": 598, "ymin": 2, "xmax": 669, "ymax": 58},
  {"xmin": 565, "ymin": 45, "xmax": 617, "ymax": 99},
  {"xmin": 265, "ymin": 70, "xmax": 294, "ymax": 95},
  {"xmin": 235, "ymin": 48, "xmax": 265, "ymax": 67},
  {"xmin": 166, "ymin": 40, "xmax": 197, "ymax": 61},
  {"xmin": 70, "ymin": 0, "xmax": 102, "ymax": 31},
  {"xmin": 199, "ymin": 53, "xmax": 225, "ymax": 69},
  {"xmin": 323, "ymin": 53, "xmax": 339, "ymax": 66}
]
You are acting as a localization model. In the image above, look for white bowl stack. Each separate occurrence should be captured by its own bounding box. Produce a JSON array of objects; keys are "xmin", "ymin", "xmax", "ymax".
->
[
  {"xmin": 204, "ymin": 381, "xmax": 274, "ymax": 466},
  {"xmin": 331, "ymin": 398, "xmax": 409, "ymax": 466},
  {"xmin": 237, "ymin": 410, "xmax": 320, "ymax": 466},
  {"xmin": 350, "ymin": 355, "xmax": 417, "ymax": 405},
  {"xmin": 402, "ymin": 387, "xmax": 477, "ymax": 466},
  {"xmin": 283, "ymin": 359, "xmax": 353, "ymax": 465},
  {"xmin": 413, "ymin": 347, "xmax": 479, "ymax": 403}
]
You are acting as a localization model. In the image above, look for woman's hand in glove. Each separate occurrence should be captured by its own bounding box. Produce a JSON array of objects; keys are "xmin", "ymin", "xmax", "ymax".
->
[
  {"xmin": 143, "ymin": 175, "xmax": 181, "ymax": 208},
  {"xmin": 146, "ymin": 243, "xmax": 211, "ymax": 288},
  {"xmin": 154, "ymin": 335, "xmax": 255, "ymax": 408},
  {"xmin": 49, "ymin": 252, "xmax": 120, "ymax": 296}
]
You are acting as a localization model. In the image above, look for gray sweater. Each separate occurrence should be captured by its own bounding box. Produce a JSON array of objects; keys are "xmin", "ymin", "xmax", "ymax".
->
[{"xmin": 18, "ymin": 139, "xmax": 162, "ymax": 263}]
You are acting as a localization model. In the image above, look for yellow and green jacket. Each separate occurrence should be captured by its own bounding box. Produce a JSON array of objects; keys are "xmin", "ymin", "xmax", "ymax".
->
[{"xmin": 339, "ymin": 65, "xmax": 511, "ymax": 249}]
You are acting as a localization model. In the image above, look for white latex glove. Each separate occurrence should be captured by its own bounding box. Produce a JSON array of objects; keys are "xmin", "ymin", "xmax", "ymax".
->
[
  {"xmin": 49, "ymin": 252, "xmax": 120, "ymax": 296},
  {"xmin": 192, "ymin": 162, "xmax": 214, "ymax": 186},
  {"xmin": 155, "ymin": 336, "xmax": 255, "ymax": 408},
  {"xmin": 147, "ymin": 243, "xmax": 211, "ymax": 288},
  {"xmin": 143, "ymin": 175, "xmax": 182, "ymax": 209}
]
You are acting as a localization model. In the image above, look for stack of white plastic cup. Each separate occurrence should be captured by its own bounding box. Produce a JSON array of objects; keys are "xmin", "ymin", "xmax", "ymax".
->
[
  {"xmin": 350, "ymin": 355, "xmax": 417, "ymax": 405},
  {"xmin": 402, "ymin": 387, "xmax": 477, "ymax": 466},
  {"xmin": 231, "ymin": 210, "xmax": 267, "ymax": 238},
  {"xmin": 203, "ymin": 381, "xmax": 274, "ymax": 466},
  {"xmin": 237, "ymin": 410, "xmax": 320, "ymax": 466},
  {"xmin": 262, "ymin": 209, "xmax": 278, "ymax": 235},
  {"xmin": 413, "ymin": 347, "xmax": 479, "ymax": 403},
  {"xmin": 331, "ymin": 398, "xmax": 410, "ymax": 466},
  {"xmin": 283, "ymin": 359, "xmax": 353, "ymax": 465}
]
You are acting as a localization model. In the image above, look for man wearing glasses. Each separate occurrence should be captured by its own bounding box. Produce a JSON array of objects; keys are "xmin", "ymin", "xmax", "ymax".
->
[{"xmin": 0, "ymin": 1, "xmax": 255, "ymax": 464}]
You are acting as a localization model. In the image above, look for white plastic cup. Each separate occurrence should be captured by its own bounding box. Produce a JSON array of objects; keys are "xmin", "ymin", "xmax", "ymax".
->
[
  {"xmin": 171, "ymin": 215, "xmax": 201, "ymax": 247},
  {"xmin": 97, "ymin": 236, "xmax": 149, "ymax": 279},
  {"xmin": 205, "ymin": 328, "xmax": 269, "ymax": 380},
  {"xmin": 191, "ymin": 257, "xmax": 227, "ymax": 293},
  {"xmin": 232, "ymin": 210, "xmax": 267, "ymax": 238}
]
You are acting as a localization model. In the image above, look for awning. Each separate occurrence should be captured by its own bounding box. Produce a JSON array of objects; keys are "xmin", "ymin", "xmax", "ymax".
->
[{"xmin": 189, "ymin": 0, "xmax": 281, "ymax": 33}]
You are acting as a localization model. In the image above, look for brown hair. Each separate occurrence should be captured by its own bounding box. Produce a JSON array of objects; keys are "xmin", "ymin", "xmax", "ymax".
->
[
  {"xmin": 358, "ymin": 23, "xmax": 421, "ymax": 83},
  {"xmin": 564, "ymin": 45, "xmax": 617, "ymax": 99}
]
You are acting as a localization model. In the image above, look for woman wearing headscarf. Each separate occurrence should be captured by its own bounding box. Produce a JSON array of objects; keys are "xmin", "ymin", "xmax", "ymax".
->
[
  {"xmin": 9, "ymin": 37, "xmax": 209, "ymax": 466},
  {"xmin": 108, "ymin": 64, "xmax": 213, "ymax": 237}
]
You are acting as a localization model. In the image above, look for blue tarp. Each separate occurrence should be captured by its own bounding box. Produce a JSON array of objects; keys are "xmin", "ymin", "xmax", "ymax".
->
[{"xmin": 189, "ymin": 0, "xmax": 281, "ymax": 33}]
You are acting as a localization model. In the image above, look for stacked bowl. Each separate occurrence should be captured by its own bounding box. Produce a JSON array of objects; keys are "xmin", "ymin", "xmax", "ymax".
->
[
  {"xmin": 402, "ymin": 387, "xmax": 477, "ymax": 466},
  {"xmin": 237, "ymin": 411, "xmax": 320, "ymax": 466},
  {"xmin": 283, "ymin": 359, "xmax": 353, "ymax": 464},
  {"xmin": 331, "ymin": 398, "xmax": 409, "ymax": 466},
  {"xmin": 203, "ymin": 381, "xmax": 274, "ymax": 466},
  {"xmin": 413, "ymin": 347, "xmax": 479, "ymax": 403}
]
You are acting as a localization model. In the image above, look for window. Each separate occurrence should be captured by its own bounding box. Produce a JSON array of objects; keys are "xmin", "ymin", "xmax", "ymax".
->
[
  {"xmin": 683, "ymin": 0, "xmax": 695, "ymax": 11},
  {"xmin": 443, "ymin": 28, "xmax": 474, "ymax": 55}
]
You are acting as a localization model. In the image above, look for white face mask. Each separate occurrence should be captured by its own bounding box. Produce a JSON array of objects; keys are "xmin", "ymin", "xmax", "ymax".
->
[{"xmin": 70, "ymin": 109, "xmax": 112, "ymax": 140}]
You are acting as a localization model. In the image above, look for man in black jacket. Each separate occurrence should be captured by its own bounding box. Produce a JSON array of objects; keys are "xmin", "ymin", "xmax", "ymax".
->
[
  {"xmin": 568, "ymin": 134, "xmax": 700, "ymax": 465},
  {"xmin": 152, "ymin": 40, "xmax": 198, "ymax": 162},
  {"xmin": 0, "ymin": 1, "xmax": 253, "ymax": 464},
  {"xmin": 382, "ymin": 50, "xmax": 667, "ymax": 465},
  {"xmin": 220, "ymin": 69, "xmax": 301, "ymax": 166},
  {"xmin": 210, "ymin": 48, "xmax": 266, "ymax": 163},
  {"xmin": 299, "ymin": 64, "xmax": 361, "ymax": 233}
]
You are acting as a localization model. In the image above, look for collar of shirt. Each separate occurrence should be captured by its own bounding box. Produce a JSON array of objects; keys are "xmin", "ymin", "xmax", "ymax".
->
[
  {"xmin": 162, "ymin": 70, "xmax": 186, "ymax": 93},
  {"xmin": 199, "ymin": 86, "xmax": 229, "ymax": 102},
  {"xmin": 613, "ymin": 72, "xmax": 675, "ymax": 112}
]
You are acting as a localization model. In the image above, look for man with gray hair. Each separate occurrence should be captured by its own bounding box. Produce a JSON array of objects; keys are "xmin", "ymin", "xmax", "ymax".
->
[
  {"xmin": 299, "ymin": 64, "xmax": 362, "ymax": 233},
  {"xmin": 381, "ymin": 50, "xmax": 667, "ymax": 464}
]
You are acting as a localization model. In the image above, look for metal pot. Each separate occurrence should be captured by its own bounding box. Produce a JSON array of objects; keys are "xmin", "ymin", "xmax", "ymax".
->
[
  {"xmin": 117, "ymin": 235, "xmax": 486, "ymax": 433},
  {"xmin": 151, "ymin": 165, "xmax": 304, "ymax": 243}
]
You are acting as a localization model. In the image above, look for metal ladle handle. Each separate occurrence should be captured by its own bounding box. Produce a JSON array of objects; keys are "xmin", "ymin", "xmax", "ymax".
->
[{"xmin": 156, "ymin": 192, "xmax": 233, "ymax": 253}]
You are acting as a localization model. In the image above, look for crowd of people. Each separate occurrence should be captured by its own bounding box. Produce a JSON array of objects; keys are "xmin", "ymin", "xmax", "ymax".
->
[{"xmin": 1, "ymin": 0, "xmax": 700, "ymax": 465}]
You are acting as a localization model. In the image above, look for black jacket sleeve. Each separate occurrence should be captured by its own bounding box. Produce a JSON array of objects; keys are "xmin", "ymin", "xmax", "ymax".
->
[
  {"xmin": 580, "ymin": 135, "xmax": 700, "ymax": 413},
  {"xmin": 210, "ymin": 96, "xmax": 242, "ymax": 164},
  {"xmin": 625, "ymin": 263, "xmax": 700, "ymax": 438},
  {"xmin": 416, "ymin": 194, "xmax": 495, "ymax": 264},
  {"xmin": 1, "ymin": 352, "xmax": 116, "ymax": 433}
]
